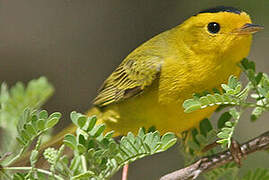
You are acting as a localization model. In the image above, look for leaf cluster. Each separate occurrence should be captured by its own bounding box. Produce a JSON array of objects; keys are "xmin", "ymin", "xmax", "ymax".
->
[
  {"xmin": 181, "ymin": 59, "xmax": 269, "ymax": 179},
  {"xmin": 183, "ymin": 59, "xmax": 269, "ymax": 148},
  {"xmin": 0, "ymin": 77, "xmax": 54, "ymax": 153},
  {"xmin": 16, "ymin": 109, "xmax": 61, "ymax": 147},
  {"xmin": 0, "ymin": 77, "xmax": 177, "ymax": 180},
  {"xmin": 58, "ymin": 112, "xmax": 177, "ymax": 179},
  {"xmin": 0, "ymin": 58, "xmax": 268, "ymax": 180}
]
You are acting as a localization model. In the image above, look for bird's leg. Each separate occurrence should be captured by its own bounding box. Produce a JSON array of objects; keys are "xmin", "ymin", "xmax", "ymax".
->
[
  {"xmin": 122, "ymin": 164, "xmax": 129, "ymax": 180},
  {"xmin": 202, "ymin": 138, "xmax": 244, "ymax": 167}
]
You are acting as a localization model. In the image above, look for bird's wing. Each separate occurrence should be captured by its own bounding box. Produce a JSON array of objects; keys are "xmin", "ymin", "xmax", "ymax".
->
[{"xmin": 93, "ymin": 54, "xmax": 163, "ymax": 107}]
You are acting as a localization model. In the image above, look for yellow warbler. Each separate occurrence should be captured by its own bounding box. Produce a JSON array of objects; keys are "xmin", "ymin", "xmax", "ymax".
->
[
  {"xmin": 86, "ymin": 7, "xmax": 262, "ymax": 136},
  {"xmin": 15, "ymin": 7, "xmax": 263, "ymax": 166}
]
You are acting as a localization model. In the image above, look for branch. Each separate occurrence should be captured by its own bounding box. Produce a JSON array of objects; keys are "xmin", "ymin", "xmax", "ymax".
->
[{"xmin": 160, "ymin": 131, "xmax": 269, "ymax": 180}]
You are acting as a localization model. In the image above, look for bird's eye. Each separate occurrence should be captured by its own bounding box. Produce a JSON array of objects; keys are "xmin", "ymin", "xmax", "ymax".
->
[{"xmin": 207, "ymin": 22, "xmax": 220, "ymax": 34}]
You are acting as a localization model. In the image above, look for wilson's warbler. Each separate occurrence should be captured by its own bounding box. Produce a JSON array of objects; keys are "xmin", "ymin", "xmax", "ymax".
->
[{"xmin": 15, "ymin": 6, "xmax": 264, "ymax": 166}]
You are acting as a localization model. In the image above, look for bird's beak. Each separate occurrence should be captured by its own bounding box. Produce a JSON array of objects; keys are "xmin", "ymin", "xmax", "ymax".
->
[{"xmin": 235, "ymin": 23, "xmax": 264, "ymax": 35}]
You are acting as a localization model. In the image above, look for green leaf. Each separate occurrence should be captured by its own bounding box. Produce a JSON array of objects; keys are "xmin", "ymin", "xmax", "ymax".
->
[
  {"xmin": 221, "ymin": 84, "xmax": 231, "ymax": 92},
  {"xmin": 25, "ymin": 123, "xmax": 37, "ymax": 136},
  {"xmin": 160, "ymin": 133, "xmax": 177, "ymax": 151},
  {"xmin": 91, "ymin": 124, "xmax": 106, "ymax": 137},
  {"xmin": 229, "ymin": 108, "xmax": 240, "ymax": 120},
  {"xmin": 70, "ymin": 111, "xmax": 79, "ymax": 125},
  {"xmin": 69, "ymin": 156, "xmax": 81, "ymax": 172},
  {"xmin": 222, "ymin": 94, "xmax": 231, "ymax": 103},
  {"xmin": 77, "ymin": 116, "xmax": 87, "ymax": 128},
  {"xmin": 228, "ymin": 76, "xmax": 239, "ymax": 89},
  {"xmin": 138, "ymin": 128, "xmax": 146, "ymax": 137},
  {"xmin": 214, "ymin": 94, "xmax": 224, "ymax": 103},
  {"xmin": 241, "ymin": 58, "xmax": 255, "ymax": 71},
  {"xmin": 77, "ymin": 144, "xmax": 86, "ymax": 154},
  {"xmin": 204, "ymin": 162, "xmax": 238, "ymax": 180},
  {"xmin": 199, "ymin": 118, "xmax": 212, "ymax": 137},
  {"xmin": 16, "ymin": 137, "xmax": 26, "ymax": 145},
  {"xmin": 195, "ymin": 134, "xmax": 207, "ymax": 144},
  {"xmin": 39, "ymin": 110, "xmax": 48, "ymax": 119},
  {"xmin": 86, "ymin": 115, "xmax": 97, "ymax": 131},
  {"xmin": 248, "ymin": 69, "xmax": 257, "ymax": 84},
  {"xmin": 37, "ymin": 119, "xmax": 46, "ymax": 130},
  {"xmin": 206, "ymin": 94, "xmax": 217, "ymax": 104},
  {"xmin": 183, "ymin": 99, "xmax": 201, "ymax": 113},
  {"xmin": 30, "ymin": 150, "xmax": 39, "ymax": 166},
  {"xmin": 255, "ymin": 72, "xmax": 263, "ymax": 84},
  {"xmin": 218, "ymin": 112, "xmax": 232, "ymax": 129},
  {"xmin": 217, "ymin": 131, "xmax": 230, "ymax": 139},
  {"xmin": 200, "ymin": 96, "xmax": 210, "ymax": 106},
  {"xmin": 188, "ymin": 140, "xmax": 200, "ymax": 151},
  {"xmin": 216, "ymin": 139, "xmax": 228, "ymax": 148},
  {"xmin": 13, "ymin": 173, "xmax": 27, "ymax": 180},
  {"xmin": 45, "ymin": 117, "xmax": 59, "ymax": 128},
  {"xmin": 251, "ymin": 107, "xmax": 264, "ymax": 122},
  {"xmin": 48, "ymin": 112, "xmax": 62, "ymax": 120},
  {"xmin": 31, "ymin": 115, "xmax": 38, "ymax": 128},
  {"xmin": 63, "ymin": 134, "xmax": 77, "ymax": 150},
  {"xmin": 234, "ymin": 84, "xmax": 242, "ymax": 94},
  {"xmin": 225, "ymin": 121, "xmax": 233, "ymax": 127},
  {"xmin": 71, "ymin": 171, "xmax": 95, "ymax": 179},
  {"xmin": 78, "ymin": 134, "xmax": 86, "ymax": 146},
  {"xmin": 104, "ymin": 131, "xmax": 114, "ymax": 139},
  {"xmin": 217, "ymin": 109, "xmax": 240, "ymax": 149},
  {"xmin": 147, "ymin": 126, "xmax": 156, "ymax": 133},
  {"xmin": 191, "ymin": 128, "xmax": 200, "ymax": 147},
  {"xmin": 21, "ymin": 130, "xmax": 30, "ymax": 141},
  {"xmin": 242, "ymin": 168, "xmax": 269, "ymax": 180},
  {"xmin": 212, "ymin": 88, "xmax": 221, "ymax": 94}
]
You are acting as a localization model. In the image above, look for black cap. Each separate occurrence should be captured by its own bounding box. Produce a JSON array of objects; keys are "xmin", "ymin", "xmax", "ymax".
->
[{"xmin": 199, "ymin": 6, "xmax": 241, "ymax": 15}]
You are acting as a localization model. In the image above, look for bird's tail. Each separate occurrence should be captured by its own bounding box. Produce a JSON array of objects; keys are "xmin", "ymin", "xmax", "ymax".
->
[{"xmin": 12, "ymin": 107, "xmax": 104, "ymax": 167}]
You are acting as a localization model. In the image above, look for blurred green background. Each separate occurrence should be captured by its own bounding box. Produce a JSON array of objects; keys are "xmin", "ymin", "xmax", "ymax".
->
[{"xmin": 0, "ymin": 0, "xmax": 268, "ymax": 179}]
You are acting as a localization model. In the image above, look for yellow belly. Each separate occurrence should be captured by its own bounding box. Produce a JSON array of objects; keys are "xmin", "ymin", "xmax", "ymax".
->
[{"xmin": 89, "ymin": 85, "xmax": 217, "ymax": 136}]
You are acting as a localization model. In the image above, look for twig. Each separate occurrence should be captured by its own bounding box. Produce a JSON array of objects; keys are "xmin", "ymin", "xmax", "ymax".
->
[
  {"xmin": 160, "ymin": 131, "xmax": 269, "ymax": 180},
  {"xmin": 122, "ymin": 164, "xmax": 129, "ymax": 180},
  {"xmin": 5, "ymin": 147, "xmax": 27, "ymax": 166},
  {"xmin": 81, "ymin": 155, "xmax": 87, "ymax": 172},
  {"xmin": 4, "ymin": 167, "xmax": 64, "ymax": 180}
]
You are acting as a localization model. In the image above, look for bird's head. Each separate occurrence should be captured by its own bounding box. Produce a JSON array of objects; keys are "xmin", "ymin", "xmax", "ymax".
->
[{"xmin": 179, "ymin": 6, "xmax": 263, "ymax": 62}]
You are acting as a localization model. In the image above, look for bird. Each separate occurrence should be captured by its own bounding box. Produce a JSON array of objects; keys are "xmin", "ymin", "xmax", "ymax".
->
[
  {"xmin": 14, "ymin": 6, "xmax": 263, "ymax": 166},
  {"xmin": 84, "ymin": 6, "xmax": 262, "ymax": 136}
]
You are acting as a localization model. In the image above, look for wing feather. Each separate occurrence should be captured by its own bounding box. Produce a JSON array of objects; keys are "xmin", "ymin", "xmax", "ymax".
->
[{"xmin": 93, "ymin": 55, "xmax": 163, "ymax": 107}]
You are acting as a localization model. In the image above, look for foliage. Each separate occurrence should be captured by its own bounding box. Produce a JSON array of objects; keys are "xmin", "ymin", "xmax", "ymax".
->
[
  {"xmin": 60, "ymin": 112, "xmax": 177, "ymax": 179},
  {"xmin": 0, "ymin": 77, "xmax": 54, "ymax": 153},
  {"xmin": 205, "ymin": 162, "xmax": 238, "ymax": 180},
  {"xmin": 0, "ymin": 58, "xmax": 268, "ymax": 179},
  {"xmin": 0, "ymin": 78, "xmax": 176, "ymax": 179},
  {"xmin": 241, "ymin": 168, "xmax": 269, "ymax": 180},
  {"xmin": 182, "ymin": 58, "xmax": 269, "ymax": 179}
]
